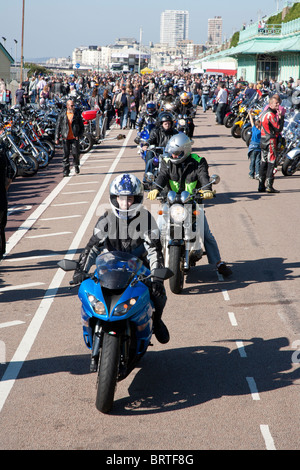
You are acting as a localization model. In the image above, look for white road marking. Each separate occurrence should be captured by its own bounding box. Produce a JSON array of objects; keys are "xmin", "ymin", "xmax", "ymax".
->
[
  {"xmin": 8, "ymin": 205, "xmax": 32, "ymax": 214},
  {"xmin": 260, "ymin": 425, "xmax": 276, "ymax": 450},
  {"xmin": 246, "ymin": 377, "xmax": 260, "ymax": 400},
  {"xmin": 52, "ymin": 201, "xmax": 89, "ymax": 207},
  {"xmin": 26, "ymin": 232, "xmax": 72, "ymax": 239},
  {"xmin": 4, "ymin": 151, "xmax": 92, "ymax": 256},
  {"xmin": 82, "ymin": 165, "xmax": 108, "ymax": 169},
  {"xmin": 61, "ymin": 190, "xmax": 96, "ymax": 195},
  {"xmin": 0, "ymin": 130, "xmax": 133, "ymax": 413},
  {"xmin": 228, "ymin": 311, "xmax": 238, "ymax": 326},
  {"xmin": 236, "ymin": 341, "xmax": 247, "ymax": 358},
  {"xmin": 0, "ymin": 282, "xmax": 45, "ymax": 292},
  {"xmin": 222, "ymin": 289, "xmax": 230, "ymax": 301},
  {"xmin": 40, "ymin": 215, "xmax": 81, "ymax": 221},
  {"xmin": 0, "ymin": 321, "xmax": 25, "ymax": 329},
  {"xmin": 67, "ymin": 181, "xmax": 98, "ymax": 186},
  {"xmin": 6, "ymin": 254, "xmax": 59, "ymax": 263}
]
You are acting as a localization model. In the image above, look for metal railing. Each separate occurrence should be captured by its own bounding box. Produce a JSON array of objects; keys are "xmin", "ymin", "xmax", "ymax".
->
[{"xmin": 240, "ymin": 17, "xmax": 300, "ymax": 43}]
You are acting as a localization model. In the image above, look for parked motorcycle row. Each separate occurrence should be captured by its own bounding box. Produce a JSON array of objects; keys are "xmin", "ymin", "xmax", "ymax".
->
[
  {"xmin": 0, "ymin": 88, "xmax": 122, "ymax": 179},
  {"xmin": 221, "ymin": 88, "xmax": 300, "ymax": 177}
]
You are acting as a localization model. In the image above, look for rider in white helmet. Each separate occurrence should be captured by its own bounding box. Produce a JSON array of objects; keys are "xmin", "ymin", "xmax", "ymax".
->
[
  {"xmin": 73, "ymin": 173, "xmax": 170, "ymax": 344},
  {"xmin": 147, "ymin": 134, "xmax": 232, "ymax": 277}
]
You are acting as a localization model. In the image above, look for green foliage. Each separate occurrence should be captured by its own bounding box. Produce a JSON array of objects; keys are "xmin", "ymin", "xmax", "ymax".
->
[
  {"xmin": 283, "ymin": 2, "xmax": 300, "ymax": 22},
  {"xmin": 230, "ymin": 31, "xmax": 240, "ymax": 48},
  {"xmin": 24, "ymin": 62, "xmax": 52, "ymax": 77},
  {"xmin": 266, "ymin": 2, "xmax": 300, "ymax": 24}
]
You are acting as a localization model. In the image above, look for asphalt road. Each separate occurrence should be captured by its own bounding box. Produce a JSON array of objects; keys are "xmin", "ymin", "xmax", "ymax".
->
[{"xmin": 0, "ymin": 110, "xmax": 299, "ymax": 451}]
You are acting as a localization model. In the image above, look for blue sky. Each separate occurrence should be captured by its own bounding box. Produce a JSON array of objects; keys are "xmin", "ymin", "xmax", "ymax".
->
[{"xmin": 1, "ymin": 0, "xmax": 285, "ymax": 60}]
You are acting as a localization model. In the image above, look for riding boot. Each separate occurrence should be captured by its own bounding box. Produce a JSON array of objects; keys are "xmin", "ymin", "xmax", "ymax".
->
[
  {"xmin": 266, "ymin": 177, "xmax": 280, "ymax": 193},
  {"xmin": 153, "ymin": 313, "xmax": 170, "ymax": 344},
  {"xmin": 266, "ymin": 163, "xmax": 279, "ymax": 193},
  {"xmin": 258, "ymin": 161, "xmax": 267, "ymax": 192}
]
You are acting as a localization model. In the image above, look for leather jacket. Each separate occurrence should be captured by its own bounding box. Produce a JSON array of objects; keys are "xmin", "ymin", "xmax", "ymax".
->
[
  {"xmin": 148, "ymin": 126, "xmax": 178, "ymax": 148},
  {"xmin": 76, "ymin": 208, "xmax": 164, "ymax": 274},
  {"xmin": 55, "ymin": 108, "xmax": 84, "ymax": 140}
]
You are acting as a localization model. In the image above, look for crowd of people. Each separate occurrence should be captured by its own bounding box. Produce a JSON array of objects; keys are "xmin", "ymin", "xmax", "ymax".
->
[{"xmin": 1, "ymin": 68, "xmax": 299, "ymax": 342}]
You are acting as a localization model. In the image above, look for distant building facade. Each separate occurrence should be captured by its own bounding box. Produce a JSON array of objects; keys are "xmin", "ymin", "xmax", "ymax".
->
[
  {"xmin": 207, "ymin": 16, "xmax": 223, "ymax": 46},
  {"xmin": 160, "ymin": 10, "xmax": 189, "ymax": 48}
]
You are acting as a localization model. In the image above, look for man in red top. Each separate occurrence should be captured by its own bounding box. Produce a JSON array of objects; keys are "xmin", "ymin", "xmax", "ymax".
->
[{"xmin": 258, "ymin": 95, "xmax": 283, "ymax": 193}]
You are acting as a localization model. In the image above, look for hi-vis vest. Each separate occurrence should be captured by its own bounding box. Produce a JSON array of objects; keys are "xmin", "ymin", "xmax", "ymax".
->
[{"xmin": 163, "ymin": 153, "xmax": 203, "ymax": 194}]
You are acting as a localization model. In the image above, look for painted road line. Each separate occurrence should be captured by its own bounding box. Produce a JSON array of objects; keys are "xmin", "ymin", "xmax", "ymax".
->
[
  {"xmin": 246, "ymin": 377, "xmax": 260, "ymax": 400},
  {"xmin": 26, "ymin": 232, "xmax": 72, "ymax": 239},
  {"xmin": 228, "ymin": 312, "xmax": 238, "ymax": 326},
  {"xmin": 260, "ymin": 425, "xmax": 276, "ymax": 450},
  {"xmin": 61, "ymin": 190, "xmax": 96, "ymax": 195},
  {"xmin": 5, "ymin": 151, "xmax": 92, "ymax": 256},
  {"xmin": 236, "ymin": 341, "xmax": 247, "ymax": 358},
  {"xmin": 222, "ymin": 289, "xmax": 230, "ymax": 301},
  {"xmin": 52, "ymin": 201, "xmax": 89, "ymax": 207},
  {"xmin": 6, "ymin": 254, "xmax": 59, "ymax": 263},
  {"xmin": 40, "ymin": 215, "xmax": 81, "ymax": 221},
  {"xmin": 0, "ymin": 321, "xmax": 25, "ymax": 329},
  {"xmin": 0, "ymin": 282, "xmax": 45, "ymax": 293},
  {"xmin": 82, "ymin": 166, "xmax": 108, "ymax": 169},
  {"xmin": 67, "ymin": 181, "xmax": 99, "ymax": 185},
  {"xmin": 0, "ymin": 130, "xmax": 133, "ymax": 414}
]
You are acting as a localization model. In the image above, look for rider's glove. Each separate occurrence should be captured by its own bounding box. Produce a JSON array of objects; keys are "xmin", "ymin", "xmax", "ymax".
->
[
  {"xmin": 200, "ymin": 190, "xmax": 215, "ymax": 200},
  {"xmin": 151, "ymin": 280, "xmax": 164, "ymax": 297},
  {"xmin": 72, "ymin": 270, "xmax": 89, "ymax": 285},
  {"xmin": 147, "ymin": 189, "xmax": 159, "ymax": 200}
]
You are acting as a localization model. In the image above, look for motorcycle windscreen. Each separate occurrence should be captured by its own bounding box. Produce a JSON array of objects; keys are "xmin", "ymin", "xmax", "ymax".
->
[{"xmin": 95, "ymin": 251, "xmax": 143, "ymax": 290}]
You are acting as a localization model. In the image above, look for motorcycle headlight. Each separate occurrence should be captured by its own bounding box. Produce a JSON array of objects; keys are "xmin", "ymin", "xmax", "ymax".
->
[
  {"xmin": 88, "ymin": 294, "xmax": 106, "ymax": 315},
  {"xmin": 113, "ymin": 297, "xmax": 138, "ymax": 317},
  {"xmin": 179, "ymin": 119, "xmax": 185, "ymax": 126},
  {"xmin": 170, "ymin": 204, "xmax": 187, "ymax": 223}
]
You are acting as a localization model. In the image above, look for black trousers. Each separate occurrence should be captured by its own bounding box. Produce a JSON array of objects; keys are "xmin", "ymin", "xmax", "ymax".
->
[
  {"xmin": 62, "ymin": 139, "xmax": 80, "ymax": 173},
  {"xmin": 0, "ymin": 208, "xmax": 8, "ymax": 258}
]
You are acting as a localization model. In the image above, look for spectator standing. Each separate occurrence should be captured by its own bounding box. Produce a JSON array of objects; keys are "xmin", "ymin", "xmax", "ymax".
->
[
  {"xmin": 258, "ymin": 95, "xmax": 283, "ymax": 193},
  {"xmin": 200, "ymin": 78, "xmax": 211, "ymax": 112},
  {"xmin": 215, "ymin": 83, "xmax": 228, "ymax": 124},
  {"xmin": 28, "ymin": 76, "xmax": 37, "ymax": 103},
  {"xmin": 55, "ymin": 99, "xmax": 84, "ymax": 177},
  {"xmin": 247, "ymin": 111, "xmax": 261, "ymax": 179},
  {"xmin": 15, "ymin": 83, "xmax": 26, "ymax": 107},
  {"xmin": 36, "ymin": 76, "xmax": 46, "ymax": 103}
]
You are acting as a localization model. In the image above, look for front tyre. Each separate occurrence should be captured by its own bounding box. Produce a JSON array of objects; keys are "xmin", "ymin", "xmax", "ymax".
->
[
  {"xmin": 95, "ymin": 332, "xmax": 120, "ymax": 413},
  {"xmin": 169, "ymin": 245, "xmax": 184, "ymax": 294},
  {"xmin": 79, "ymin": 133, "xmax": 93, "ymax": 153},
  {"xmin": 231, "ymin": 123, "xmax": 242, "ymax": 138},
  {"xmin": 281, "ymin": 157, "xmax": 299, "ymax": 176}
]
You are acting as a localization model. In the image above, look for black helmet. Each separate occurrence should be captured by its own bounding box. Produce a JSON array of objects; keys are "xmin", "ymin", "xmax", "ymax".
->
[{"xmin": 159, "ymin": 111, "xmax": 174, "ymax": 125}]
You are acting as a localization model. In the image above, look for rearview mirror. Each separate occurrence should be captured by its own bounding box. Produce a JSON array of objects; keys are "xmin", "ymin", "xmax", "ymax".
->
[{"xmin": 57, "ymin": 259, "xmax": 78, "ymax": 271}]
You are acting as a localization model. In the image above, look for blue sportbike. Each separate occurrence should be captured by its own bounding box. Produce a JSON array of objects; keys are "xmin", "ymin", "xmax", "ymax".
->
[{"xmin": 58, "ymin": 251, "xmax": 172, "ymax": 413}]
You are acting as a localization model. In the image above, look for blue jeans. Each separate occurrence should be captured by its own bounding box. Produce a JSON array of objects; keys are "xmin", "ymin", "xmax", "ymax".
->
[
  {"xmin": 204, "ymin": 215, "xmax": 221, "ymax": 265},
  {"xmin": 248, "ymin": 149, "xmax": 261, "ymax": 177},
  {"xmin": 201, "ymin": 94, "xmax": 209, "ymax": 112},
  {"xmin": 121, "ymin": 106, "xmax": 129, "ymax": 128},
  {"xmin": 193, "ymin": 94, "xmax": 200, "ymax": 106}
]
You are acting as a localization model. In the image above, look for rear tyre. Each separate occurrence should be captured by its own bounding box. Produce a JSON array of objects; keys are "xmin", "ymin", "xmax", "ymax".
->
[{"xmin": 95, "ymin": 332, "xmax": 120, "ymax": 413}]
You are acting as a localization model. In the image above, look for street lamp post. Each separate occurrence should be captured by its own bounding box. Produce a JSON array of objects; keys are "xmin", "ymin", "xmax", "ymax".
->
[
  {"xmin": 14, "ymin": 39, "xmax": 18, "ymax": 66},
  {"xmin": 20, "ymin": 0, "xmax": 25, "ymax": 84}
]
